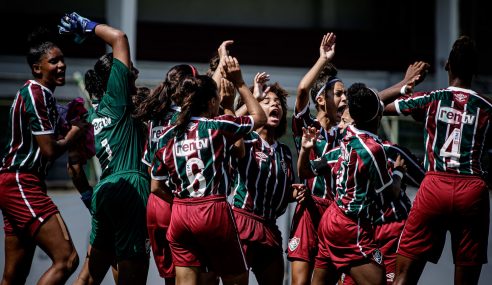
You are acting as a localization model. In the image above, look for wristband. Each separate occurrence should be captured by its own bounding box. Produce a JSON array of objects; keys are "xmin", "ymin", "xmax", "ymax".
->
[
  {"xmin": 400, "ymin": 84, "xmax": 408, "ymax": 95},
  {"xmin": 392, "ymin": 170, "xmax": 404, "ymax": 180}
]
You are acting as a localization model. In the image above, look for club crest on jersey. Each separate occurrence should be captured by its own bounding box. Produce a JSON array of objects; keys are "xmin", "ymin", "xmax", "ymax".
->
[
  {"xmin": 438, "ymin": 107, "xmax": 475, "ymax": 125},
  {"xmin": 372, "ymin": 249, "xmax": 383, "ymax": 265},
  {"xmin": 175, "ymin": 138, "xmax": 209, "ymax": 157},
  {"xmin": 288, "ymin": 237, "xmax": 300, "ymax": 251},
  {"xmin": 151, "ymin": 126, "xmax": 165, "ymax": 142},
  {"xmin": 454, "ymin": 93, "xmax": 467, "ymax": 102},
  {"xmin": 256, "ymin": 152, "xmax": 269, "ymax": 162},
  {"xmin": 92, "ymin": 117, "xmax": 112, "ymax": 135},
  {"xmin": 280, "ymin": 159, "xmax": 288, "ymax": 174}
]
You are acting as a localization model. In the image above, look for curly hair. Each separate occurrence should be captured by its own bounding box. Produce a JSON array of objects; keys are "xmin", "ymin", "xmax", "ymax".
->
[{"xmin": 237, "ymin": 82, "xmax": 289, "ymax": 139}]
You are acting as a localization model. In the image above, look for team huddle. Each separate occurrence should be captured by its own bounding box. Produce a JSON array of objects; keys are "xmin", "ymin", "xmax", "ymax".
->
[{"xmin": 0, "ymin": 11, "xmax": 489, "ymax": 285}]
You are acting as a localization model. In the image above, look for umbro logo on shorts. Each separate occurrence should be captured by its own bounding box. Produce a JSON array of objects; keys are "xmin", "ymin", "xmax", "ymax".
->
[
  {"xmin": 386, "ymin": 272, "xmax": 395, "ymax": 282},
  {"xmin": 288, "ymin": 237, "xmax": 300, "ymax": 251},
  {"xmin": 145, "ymin": 238, "xmax": 151, "ymax": 255}
]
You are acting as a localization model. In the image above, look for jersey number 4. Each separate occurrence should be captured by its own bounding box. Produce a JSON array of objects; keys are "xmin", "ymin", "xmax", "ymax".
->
[{"xmin": 439, "ymin": 128, "xmax": 461, "ymax": 168}]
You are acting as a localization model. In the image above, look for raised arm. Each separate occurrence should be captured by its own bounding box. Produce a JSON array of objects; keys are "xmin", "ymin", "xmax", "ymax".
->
[
  {"xmin": 235, "ymin": 72, "xmax": 270, "ymax": 117},
  {"xmin": 296, "ymin": 32, "xmax": 336, "ymax": 113},
  {"xmin": 212, "ymin": 40, "xmax": 234, "ymax": 88},
  {"xmin": 297, "ymin": 127, "xmax": 320, "ymax": 179},
  {"xmin": 222, "ymin": 56, "xmax": 266, "ymax": 129},
  {"xmin": 59, "ymin": 12, "xmax": 131, "ymax": 68},
  {"xmin": 379, "ymin": 61, "xmax": 429, "ymax": 104},
  {"xmin": 94, "ymin": 25, "xmax": 131, "ymax": 68}
]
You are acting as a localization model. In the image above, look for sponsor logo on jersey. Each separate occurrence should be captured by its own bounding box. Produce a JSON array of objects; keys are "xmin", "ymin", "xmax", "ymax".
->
[
  {"xmin": 92, "ymin": 117, "xmax": 112, "ymax": 135},
  {"xmin": 256, "ymin": 152, "xmax": 269, "ymax": 162},
  {"xmin": 288, "ymin": 237, "xmax": 300, "ymax": 251},
  {"xmin": 175, "ymin": 138, "xmax": 209, "ymax": 157},
  {"xmin": 151, "ymin": 126, "xmax": 165, "ymax": 142},
  {"xmin": 372, "ymin": 248, "xmax": 383, "ymax": 265},
  {"xmin": 454, "ymin": 93, "xmax": 467, "ymax": 102},
  {"xmin": 438, "ymin": 107, "xmax": 475, "ymax": 125}
]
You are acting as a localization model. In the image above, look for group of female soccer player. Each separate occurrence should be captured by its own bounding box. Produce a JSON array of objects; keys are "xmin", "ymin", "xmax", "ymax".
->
[{"xmin": 0, "ymin": 10, "xmax": 490, "ymax": 285}]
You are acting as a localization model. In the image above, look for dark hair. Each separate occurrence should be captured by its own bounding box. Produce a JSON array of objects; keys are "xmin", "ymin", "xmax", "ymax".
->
[
  {"xmin": 237, "ymin": 82, "xmax": 288, "ymax": 139},
  {"xmin": 133, "ymin": 64, "xmax": 198, "ymax": 121},
  {"xmin": 347, "ymin": 83, "xmax": 382, "ymax": 128},
  {"xmin": 132, "ymin": 86, "xmax": 150, "ymax": 114},
  {"xmin": 206, "ymin": 53, "xmax": 220, "ymax": 77},
  {"xmin": 310, "ymin": 63, "xmax": 339, "ymax": 109},
  {"xmin": 174, "ymin": 75, "xmax": 218, "ymax": 136},
  {"xmin": 447, "ymin": 36, "xmax": 477, "ymax": 82},
  {"xmin": 27, "ymin": 27, "xmax": 59, "ymax": 76},
  {"xmin": 85, "ymin": 53, "xmax": 114, "ymax": 100}
]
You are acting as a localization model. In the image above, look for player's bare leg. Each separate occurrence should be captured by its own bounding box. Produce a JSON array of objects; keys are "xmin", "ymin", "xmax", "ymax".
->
[
  {"xmin": 1, "ymin": 235, "xmax": 35, "ymax": 285},
  {"xmin": 117, "ymin": 257, "xmax": 149, "ymax": 285},
  {"xmin": 454, "ymin": 265, "xmax": 482, "ymax": 285},
  {"xmin": 291, "ymin": 260, "xmax": 313, "ymax": 285},
  {"xmin": 221, "ymin": 271, "xmax": 249, "ymax": 285},
  {"xmin": 349, "ymin": 261, "xmax": 385, "ymax": 285},
  {"xmin": 311, "ymin": 265, "xmax": 338, "ymax": 285},
  {"xmin": 393, "ymin": 255, "xmax": 426, "ymax": 285},
  {"xmin": 35, "ymin": 214, "xmax": 79, "ymax": 285},
  {"xmin": 175, "ymin": 266, "xmax": 199, "ymax": 285}
]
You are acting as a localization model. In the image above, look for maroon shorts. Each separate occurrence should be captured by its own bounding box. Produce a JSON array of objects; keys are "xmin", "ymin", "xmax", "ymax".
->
[
  {"xmin": 375, "ymin": 219, "xmax": 405, "ymax": 283},
  {"xmin": 147, "ymin": 193, "xmax": 174, "ymax": 278},
  {"xmin": 315, "ymin": 203, "xmax": 383, "ymax": 271},
  {"xmin": 167, "ymin": 195, "xmax": 248, "ymax": 276},
  {"xmin": 398, "ymin": 172, "xmax": 489, "ymax": 266},
  {"xmin": 287, "ymin": 196, "xmax": 332, "ymax": 263},
  {"xmin": 341, "ymin": 219, "xmax": 405, "ymax": 285},
  {"xmin": 0, "ymin": 172, "xmax": 59, "ymax": 237},
  {"xmin": 233, "ymin": 208, "xmax": 282, "ymax": 271}
]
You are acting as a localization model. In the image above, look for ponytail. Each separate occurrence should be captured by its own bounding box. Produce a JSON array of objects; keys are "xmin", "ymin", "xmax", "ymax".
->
[
  {"xmin": 133, "ymin": 64, "xmax": 198, "ymax": 121},
  {"xmin": 174, "ymin": 76, "xmax": 217, "ymax": 136},
  {"xmin": 85, "ymin": 53, "xmax": 113, "ymax": 100}
]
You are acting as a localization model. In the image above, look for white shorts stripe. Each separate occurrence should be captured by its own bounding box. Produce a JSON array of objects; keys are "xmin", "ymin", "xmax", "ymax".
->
[{"xmin": 16, "ymin": 171, "xmax": 37, "ymax": 218}]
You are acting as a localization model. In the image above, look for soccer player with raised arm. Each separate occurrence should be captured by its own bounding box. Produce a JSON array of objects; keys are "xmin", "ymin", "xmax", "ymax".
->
[
  {"xmin": 288, "ymin": 33, "xmax": 347, "ymax": 285},
  {"xmin": 386, "ymin": 36, "xmax": 491, "ymax": 285},
  {"xmin": 232, "ymin": 77, "xmax": 307, "ymax": 284},
  {"xmin": 59, "ymin": 12, "xmax": 151, "ymax": 284},
  {"xmin": 298, "ymin": 84, "xmax": 406, "ymax": 285},
  {"xmin": 151, "ymin": 56, "xmax": 266, "ymax": 285}
]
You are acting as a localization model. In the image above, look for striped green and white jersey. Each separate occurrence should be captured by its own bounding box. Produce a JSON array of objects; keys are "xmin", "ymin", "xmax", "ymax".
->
[
  {"xmin": 232, "ymin": 131, "xmax": 294, "ymax": 220},
  {"xmin": 152, "ymin": 115, "xmax": 254, "ymax": 198},
  {"xmin": 395, "ymin": 87, "xmax": 492, "ymax": 176},
  {"xmin": 1, "ymin": 80, "xmax": 59, "ymax": 176},
  {"xmin": 311, "ymin": 125, "xmax": 392, "ymax": 220},
  {"xmin": 141, "ymin": 105, "xmax": 180, "ymax": 167},
  {"xmin": 292, "ymin": 102, "xmax": 339, "ymax": 199}
]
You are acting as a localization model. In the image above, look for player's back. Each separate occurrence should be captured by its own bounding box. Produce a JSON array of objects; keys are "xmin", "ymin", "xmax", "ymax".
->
[{"xmin": 399, "ymin": 87, "xmax": 492, "ymax": 175}]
